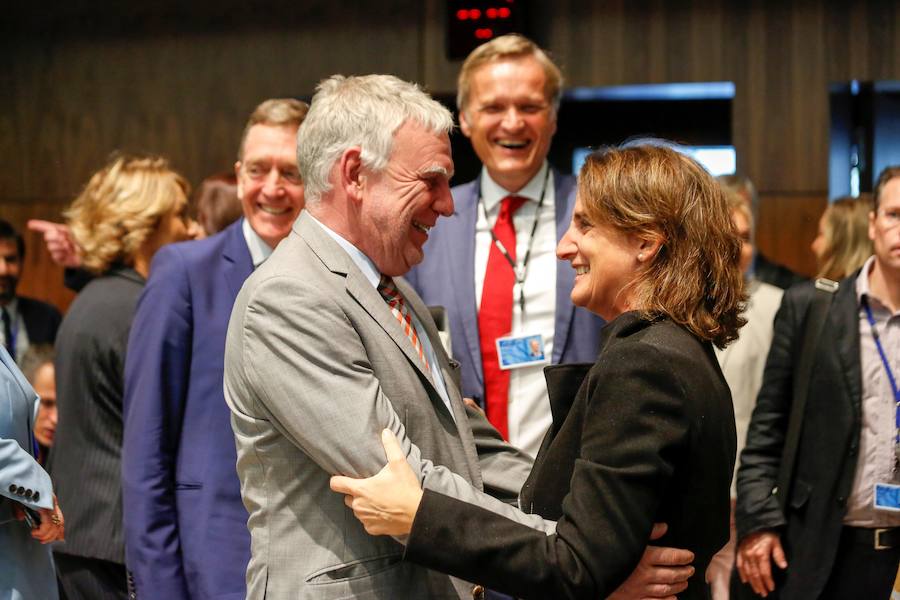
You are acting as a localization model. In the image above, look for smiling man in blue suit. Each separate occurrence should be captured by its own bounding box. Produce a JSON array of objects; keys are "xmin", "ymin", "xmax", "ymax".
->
[
  {"xmin": 121, "ymin": 98, "xmax": 308, "ymax": 600},
  {"xmin": 406, "ymin": 35, "xmax": 604, "ymax": 458}
]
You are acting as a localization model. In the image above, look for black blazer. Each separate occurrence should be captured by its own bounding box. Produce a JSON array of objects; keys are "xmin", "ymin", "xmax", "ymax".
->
[
  {"xmin": 736, "ymin": 273, "xmax": 861, "ymax": 599},
  {"xmin": 407, "ymin": 313, "xmax": 736, "ymax": 600},
  {"xmin": 18, "ymin": 295, "xmax": 61, "ymax": 345},
  {"xmin": 46, "ymin": 267, "xmax": 145, "ymax": 565}
]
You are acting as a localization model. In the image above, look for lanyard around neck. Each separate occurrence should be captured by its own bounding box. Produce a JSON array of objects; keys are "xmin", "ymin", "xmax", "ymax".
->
[
  {"xmin": 478, "ymin": 167, "xmax": 550, "ymax": 315},
  {"xmin": 861, "ymin": 296, "xmax": 900, "ymax": 472}
]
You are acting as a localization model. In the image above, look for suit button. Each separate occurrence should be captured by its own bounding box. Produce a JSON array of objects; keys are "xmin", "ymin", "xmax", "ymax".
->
[
  {"xmin": 33, "ymin": 491, "xmax": 39, "ymax": 502},
  {"xmin": 8, "ymin": 484, "xmax": 15, "ymax": 493},
  {"xmin": 472, "ymin": 584, "xmax": 485, "ymax": 600},
  {"xmin": 24, "ymin": 489, "xmax": 33, "ymax": 499},
  {"xmin": 16, "ymin": 486, "xmax": 25, "ymax": 496}
]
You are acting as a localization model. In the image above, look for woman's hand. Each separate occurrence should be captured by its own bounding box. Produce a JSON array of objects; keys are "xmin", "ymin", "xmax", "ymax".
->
[{"xmin": 330, "ymin": 429, "xmax": 424, "ymax": 536}]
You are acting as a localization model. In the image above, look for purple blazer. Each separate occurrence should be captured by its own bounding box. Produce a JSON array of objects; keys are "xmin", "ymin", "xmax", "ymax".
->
[
  {"xmin": 122, "ymin": 219, "xmax": 253, "ymax": 600},
  {"xmin": 405, "ymin": 170, "xmax": 604, "ymax": 404}
]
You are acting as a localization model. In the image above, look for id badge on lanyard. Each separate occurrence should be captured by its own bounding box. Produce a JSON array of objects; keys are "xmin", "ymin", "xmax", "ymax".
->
[{"xmin": 863, "ymin": 297, "xmax": 900, "ymax": 511}]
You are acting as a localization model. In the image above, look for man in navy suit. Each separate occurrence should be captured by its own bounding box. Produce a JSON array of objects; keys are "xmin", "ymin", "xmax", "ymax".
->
[
  {"xmin": 0, "ymin": 220, "xmax": 61, "ymax": 363},
  {"xmin": 121, "ymin": 98, "xmax": 308, "ymax": 600},
  {"xmin": 406, "ymin": 35, "xmax": 604, "ymax": 457}
]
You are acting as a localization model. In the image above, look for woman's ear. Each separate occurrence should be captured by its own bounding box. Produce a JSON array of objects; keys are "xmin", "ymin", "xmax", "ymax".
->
[{"xmin": 636, "ymin": 231, "xmax": 664, "ymax": 263}]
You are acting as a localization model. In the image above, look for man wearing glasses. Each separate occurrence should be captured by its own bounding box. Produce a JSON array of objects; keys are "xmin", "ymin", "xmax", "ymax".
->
[
  {"xmin": 736, "ymin": 165, "xmax": 900, "ymax": 599},
  {"xmin": 121, "ymin": 99, "xmax": 307, "ymax": 600}
]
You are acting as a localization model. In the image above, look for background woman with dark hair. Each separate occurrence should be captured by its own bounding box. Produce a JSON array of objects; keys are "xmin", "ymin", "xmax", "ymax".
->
[{"xmin": 332, "ymin": 144, "xmax": 745, "ymax": 600}]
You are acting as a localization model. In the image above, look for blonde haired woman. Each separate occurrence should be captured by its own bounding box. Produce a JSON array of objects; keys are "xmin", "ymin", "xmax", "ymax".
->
[
  {"xmin": 46, "ymin": 153, "xmax": 199, "ymax": 600},
  {"xmin": 810, "ymin": 195, "xmax": 873, "ymax": 281}
]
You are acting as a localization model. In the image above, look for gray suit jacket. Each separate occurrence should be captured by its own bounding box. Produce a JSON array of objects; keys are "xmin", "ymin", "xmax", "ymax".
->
[
  {"xmin": 224, "ymin": 212, "xmax": 552, "ymax": 599},
  {"xmin": 0, "ymin": 345, "xmax": 58, "ymax": 599}
]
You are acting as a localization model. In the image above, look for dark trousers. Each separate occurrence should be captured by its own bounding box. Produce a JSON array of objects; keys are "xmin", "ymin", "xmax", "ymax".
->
[
  {"xmin": 730, "ymin": 527, "xmax": 900, "ymax": 600},
  {"xmin": 819, "ymin": 527, "xmax": 900, "ymax": 600},
  {"xmin": 55, "ymin": 552, "xmax": 127, "ymax": 600}
]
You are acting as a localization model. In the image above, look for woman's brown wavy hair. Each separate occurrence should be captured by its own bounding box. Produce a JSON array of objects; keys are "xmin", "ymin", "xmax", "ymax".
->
[{"xmin": 579, "ymin": 144, "xmax": 746, "ymax": 348}]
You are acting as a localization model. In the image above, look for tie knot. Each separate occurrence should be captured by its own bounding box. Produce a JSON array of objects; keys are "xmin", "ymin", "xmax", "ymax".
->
[
  {"xmin": 378, "ymin": 275, "xmax": 401, "ymax": 303},
  {"xmin": 500, "ymin": 195, "xmax": 527, "ymax": 219}
]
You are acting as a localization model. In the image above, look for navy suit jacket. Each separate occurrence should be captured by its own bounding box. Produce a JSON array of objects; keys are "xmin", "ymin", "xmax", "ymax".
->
[
  {"xmin": 18, "ymin": 296, "xmax": 61, "ymax": 348},
  {"xmin": 122, "ymin": 220, "xmax": 253, "ymax": 600},
  {"xmin": 405, "ymin": 170, "xmax": 604, "ymax": 403}
]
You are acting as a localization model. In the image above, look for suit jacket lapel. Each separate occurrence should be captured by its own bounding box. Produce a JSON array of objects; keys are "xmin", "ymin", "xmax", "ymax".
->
[
  {"xmin": 552, "ymin": 170, "xmax": 577, "ymax": 363},
  {"xmin": 297, "ymin": 214, "xmax": 440, "ymax": 394},
  {"xmin": 222, "ymin": 219, "xmax": 255, "ymax": 299},
  {"xmin": 452, "ymin": 179, "xmax": 484, "ymax": 390},
  {"xmin": 830, "ymin": 277, "xmax": 863, "ymax": 416}
]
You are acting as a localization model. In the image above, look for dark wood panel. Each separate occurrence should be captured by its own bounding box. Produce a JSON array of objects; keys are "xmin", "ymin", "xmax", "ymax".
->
[
  {"xmin": 1, "ymin": 200, "xmax": 76, "ymax": 313},
  {"xmin": 756, "ymin": 193, "xmax": 827, "ymax": 279}
]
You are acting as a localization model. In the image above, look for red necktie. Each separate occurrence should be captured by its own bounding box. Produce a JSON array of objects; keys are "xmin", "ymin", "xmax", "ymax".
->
[{"xmin": 478, "ymin": 195, "xmax": 526, "ymax": 439}]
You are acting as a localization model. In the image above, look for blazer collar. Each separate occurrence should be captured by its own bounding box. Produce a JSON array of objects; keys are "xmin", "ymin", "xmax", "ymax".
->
[
  {"xmin": 222, "ymin": 218, "xmax": 255, "ymax": 300},
  {"xmin": 831, "ymin": 273, "xmax": 864, "ymax": 411},
  {"xmin": 450, "ymin": 179, "xmax": 484, "ymax": 388},
  {"xmin": 552, "ymin": 171, "xmax": 578, "ymax": 362},
  {"xmin": 297, "ymin": 213, "xmax": 442, "ymax": 395}
]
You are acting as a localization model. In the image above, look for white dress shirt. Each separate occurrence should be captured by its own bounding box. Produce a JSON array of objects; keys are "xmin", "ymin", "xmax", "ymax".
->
[
  {"xmin": 241, "ymin": 218, "xmax": 274, "ymax": 268},
  {"xmin": 474, "ymin": 162, "xmax": 557, "ymax": 457}
]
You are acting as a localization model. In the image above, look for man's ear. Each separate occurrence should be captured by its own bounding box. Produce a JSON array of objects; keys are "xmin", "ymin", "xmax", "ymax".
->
[
  {"xmin": 339, "ymin": 147, "xmax": 365, "ymax": 201},
  {"xmin": 459, "ymin": 109, "xmax": 473, "ymax": 139},
  {"xmin": 234, "ymin": 161, "xmax": 244, "ymax": 199}
]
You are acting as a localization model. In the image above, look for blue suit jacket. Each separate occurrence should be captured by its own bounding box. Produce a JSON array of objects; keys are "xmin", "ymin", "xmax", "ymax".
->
[
  {"xmin": 405, "ymin": 171, "xmax": 604, "ymax": 403},
  {"xmin": 0, "ymin": 345, "xmax": 57, "ymax": 599},
  {"xmin": 122, "ymin": 220, "xmax": 253, "ymax": 600}
]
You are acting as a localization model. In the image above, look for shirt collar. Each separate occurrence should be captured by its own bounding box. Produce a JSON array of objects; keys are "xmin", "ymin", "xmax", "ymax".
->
[
  {"xmin": 857, "ymin": 254, "xmax": 900, "ymax": 316},
  {"xmin": 479, "ymin": 162, "xmax": 550, "ymax": 214},
  {"xmin": 306, "ymin": 214, "xmax": 382, "ymax": 288},
  {"xmin": 1, "ymin": 297, "xmax": 18, "ymax": 318},
  {"xmin": 856, "ymin": 255, "xmax": 879, "ymax": 306},
  {"xmin": 242, "ymin": 218, "xmax": 274, "ymax": 268}
]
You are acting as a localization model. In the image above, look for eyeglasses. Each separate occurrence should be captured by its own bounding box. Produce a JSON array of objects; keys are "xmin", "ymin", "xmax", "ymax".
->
[
  {"xmin": 878, "ymin": 208, "xmax": 900, "ymax": 229},
  {"xmin": 242, "ymin": 163, "xmax": 302, "ymax": 186}
]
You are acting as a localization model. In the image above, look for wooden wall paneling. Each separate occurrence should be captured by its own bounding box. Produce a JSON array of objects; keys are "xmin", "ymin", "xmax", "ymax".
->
[
  {"xmin": 786, "ymin": 2, "xmax": 828, "ymax": 192},
  {"xmin": 1, "ymin": 200, "xmax": 76, "ymax": 313},
  {"xmin": 756, "ymin": 193, "xmax": 827, "ymax": 279}
]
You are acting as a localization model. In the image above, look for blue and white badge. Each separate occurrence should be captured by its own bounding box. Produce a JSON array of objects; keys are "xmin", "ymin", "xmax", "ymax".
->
[
  {"xmin": 874, "ymin": 483, "xmax": 900, "ymax": 512},
  {"xmin": 496, "ymin": 333, "xmax": 548, "ymax": 370}
]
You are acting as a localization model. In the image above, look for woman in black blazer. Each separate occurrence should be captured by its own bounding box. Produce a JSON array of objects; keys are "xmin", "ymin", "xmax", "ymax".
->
[
  {"xmin": 332, "ymin": 144, "xmax": 746, "ymax": 599},
  {"xmin": 47, "ymin": 153, "xmax": 200, "ymax": 600}
]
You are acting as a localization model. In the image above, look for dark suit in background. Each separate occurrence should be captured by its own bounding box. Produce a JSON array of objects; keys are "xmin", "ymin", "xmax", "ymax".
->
[
  {"xmin": 122, "ymin": 220, "xmax": 253, "ymax": 600},
  {"xmin": 18, "ymin": 296, "xmax": 61, "ymax": 346},
  {"xmin": 47, "ymin": 266, "xmax": 145, "ymax": 600},
  {"xmin": 405, "ymin": 313, "xmax": 736, "ymax": 600},
  {"xmin": 405, "ymin": 172, "xmax": 603, "ymax": 406},
  {"xmin": 736, "ymin": 274, "xmax": 873, "ymax": 598}
]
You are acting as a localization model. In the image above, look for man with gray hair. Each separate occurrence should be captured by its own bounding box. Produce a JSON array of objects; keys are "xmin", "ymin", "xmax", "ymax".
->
[{"xmin": 225, "ymin": 74, "xmax": 692, "ymax": 599}]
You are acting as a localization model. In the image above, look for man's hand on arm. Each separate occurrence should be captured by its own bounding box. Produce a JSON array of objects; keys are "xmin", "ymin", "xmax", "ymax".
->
[
  {"xmin": 736, "ymin": 530, "xmax": 787, "ymax": 598},
  {"xmin": 607, "ymin": 523, "xmax": 694, "ymax": 600}
]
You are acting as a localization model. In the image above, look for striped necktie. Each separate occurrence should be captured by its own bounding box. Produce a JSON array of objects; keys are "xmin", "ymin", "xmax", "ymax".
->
[{"xmin": 378, "ymin": 275, "xmax": 429, "ymax": 371}]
